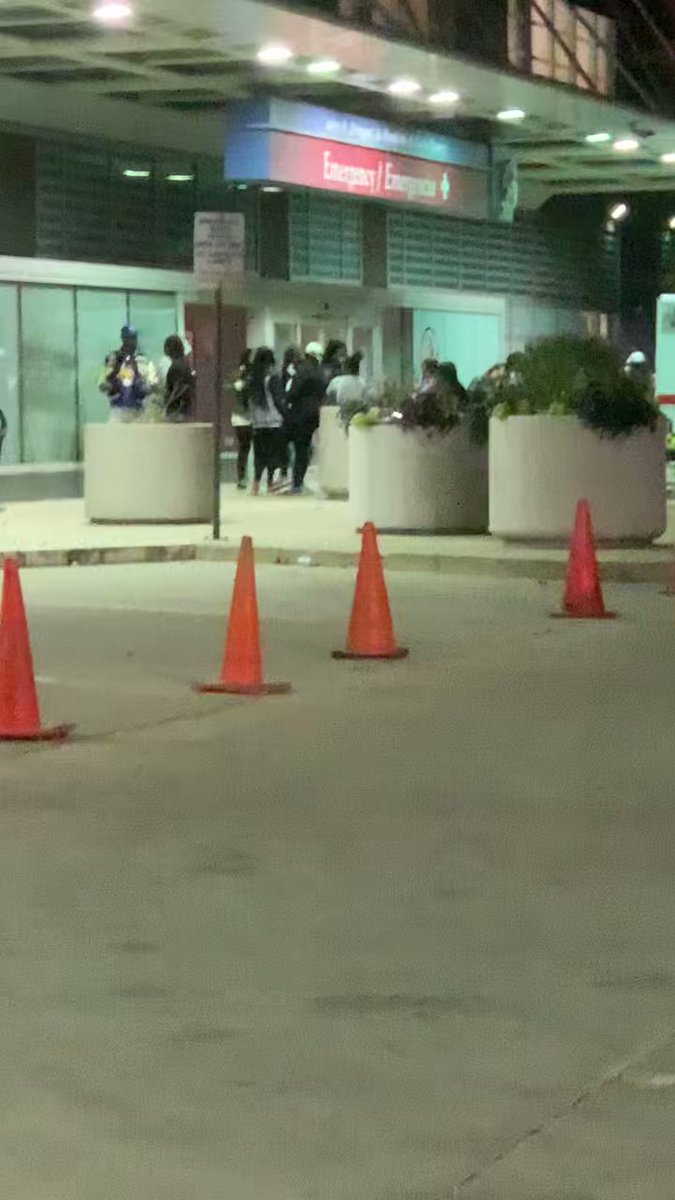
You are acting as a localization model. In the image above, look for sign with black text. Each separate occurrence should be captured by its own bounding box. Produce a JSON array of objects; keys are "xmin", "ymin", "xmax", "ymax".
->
[{"xmin": 193, "ymin": 212, "xmax": 245, "ymax": 279}]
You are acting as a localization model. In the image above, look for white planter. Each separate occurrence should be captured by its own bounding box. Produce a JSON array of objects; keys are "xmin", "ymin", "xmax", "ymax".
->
[
  {"xmin": 84, "ymin": 422, "xmax": 213, "ymax": 523},
  {"xmin": 489, "ymin": 414, "xmax": 667, "ymax": 544},
  {"xmin": 349, "ymin": 422, "xmax": 488, "ymax": 533},
  {"xmin": 318, "ymin": 406, "xmax": 349, "ymax": 498}
]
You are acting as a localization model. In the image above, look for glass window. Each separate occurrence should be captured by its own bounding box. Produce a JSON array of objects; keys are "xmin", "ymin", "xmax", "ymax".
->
[
  {"xmin": 128, "ymin": 291, "xmax": 178, "ymax": 388},
  {"xmin": 76, "ymin": 289, "xmax": 128, "ymax": 448},
  {"xmin": 20, "ymin": 285, "xmax": 77, "ymax": 463},
  {"xmin": 0, "ymin": 284, "xmax": 19, "ymax": 464}
]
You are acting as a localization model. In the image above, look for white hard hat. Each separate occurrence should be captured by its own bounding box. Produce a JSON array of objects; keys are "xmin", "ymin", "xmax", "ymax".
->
[
  {"xmin": 305, "ymin": 341, "xmax": 323, "ymax": 358},
  {"xmin": 626, "ymin": 350, "xmax": 647, "ymax": 365}
]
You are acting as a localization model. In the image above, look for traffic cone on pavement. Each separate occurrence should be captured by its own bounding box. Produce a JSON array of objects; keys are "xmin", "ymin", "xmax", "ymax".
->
[
  {"xmin": 333, "ymin": 522, "xmax": 409, "ymax": 660},
  {"xmin": 196, "ymin": 536, "xmax": 291, "ymax": 695},
  {"xmin": 0, "ymin": 558, "xmax": 72, "ymax": 741},
  {"xmin": 554, "ymin": 499, "xmax": 616, "ymax": 619}
]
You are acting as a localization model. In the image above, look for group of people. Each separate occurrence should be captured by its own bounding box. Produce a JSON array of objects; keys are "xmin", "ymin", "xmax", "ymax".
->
[
  {"xmin": 100, "ymin": 325, "xmax": 195, "ymax": 422},
  {"xmin": 232, "ymin": 339, "xmax": 365, "ymax": 495}
]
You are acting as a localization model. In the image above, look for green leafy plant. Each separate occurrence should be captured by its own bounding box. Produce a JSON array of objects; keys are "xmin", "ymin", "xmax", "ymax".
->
[
  {"xmin": 351, "ymin": 406, "xmax": 385, "ymax": 428},
  {"xmin": 337, "ymin": 396, "xmax": 371, "ymax": 430},
  {"xmin": 471, "ymin": 336, "xmax": 658, "ymax": 439}
]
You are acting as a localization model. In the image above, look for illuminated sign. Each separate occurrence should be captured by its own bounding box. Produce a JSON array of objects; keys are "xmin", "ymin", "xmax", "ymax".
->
[
  {"xmin": 226, "ymin": 129, "xmax": 488, "ymax": 217},
  {"xmin": 227, "ymin": 99, "xmax": 488, "ymax": 170}
]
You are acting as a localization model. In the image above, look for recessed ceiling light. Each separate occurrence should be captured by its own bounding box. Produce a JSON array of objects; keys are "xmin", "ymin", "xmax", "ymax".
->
[
  {"xmin": 166, "ymin": 173, "xmax": 194, "ymax": 182},
  {"xmin": 92, "ymin": 2, "xmax": 132, "ymax": 20},
  {"xmin": 609, "ymin": 202, "xmax": 629, "ymax": 222},
  {"xmin": 261, "ymin": 185, "xmax": 282, "ymax": 193},
  {"xmin": 388, "ymin": 78, "xmax": 421, "ymax": 97},
  {"xmin": 613, "ymin": 137, "xmax": 639, "ymax": 152},
  {"xmin": 429, "ymin": 90, "xmax": 460, "ymax": 106},
  {"xmin": 123, "ymin": 168, "xmax": 150, "ymax": 178},
  {"xmin": 497, "ymin": 108, "xmax": 526, "ymax": 122},
  {"xmin": 257, "ymin": 44, "xmax": 293, "ymax": 65},
  {"xmin": 307, "ymin": 58, "xmax": 340, "ymax": 75},
  {"xmin": 661, "ymin": 152, "xmax": 675, "ymax": 164},
  {"xmin": 585, "ymin": 131, "xmax": 611, "ymax": 144}
]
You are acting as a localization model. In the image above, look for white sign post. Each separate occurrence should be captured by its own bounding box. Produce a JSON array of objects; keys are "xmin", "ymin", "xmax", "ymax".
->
[{"xmin": 194, "ymin": 213, "xmax": 245, "ymax": 540}]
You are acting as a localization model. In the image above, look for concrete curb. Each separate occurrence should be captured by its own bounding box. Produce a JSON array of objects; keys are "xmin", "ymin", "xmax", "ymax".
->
[
  {"xmin": 0, "ymin": 541, "xmax": 671, "ymax": 584},
  {"xmin": 196, "ymin": 542, "xmax": 673, "ymax": 584}
]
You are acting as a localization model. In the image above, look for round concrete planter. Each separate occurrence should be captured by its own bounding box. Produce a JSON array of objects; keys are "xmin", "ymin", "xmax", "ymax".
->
[
  {"xmin": 349, "ymin": 422, "xmax": 488, "ymax": 533},
  {"xmin": 318, "ymin": 406, "xmax": 349, "ymax": 498},
  {"xmin": 489, "ymin": 414, "xmax": 667, "ymax": 544},
  {"xmin": 84, "ymin": 422, "xmax": 213, "ymax": 523}
]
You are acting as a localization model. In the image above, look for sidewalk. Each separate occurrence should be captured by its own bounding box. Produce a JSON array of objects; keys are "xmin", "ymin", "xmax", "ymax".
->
[{"xmin": 0, "ymin": 490, "xmax": 673, "ymax": 582}]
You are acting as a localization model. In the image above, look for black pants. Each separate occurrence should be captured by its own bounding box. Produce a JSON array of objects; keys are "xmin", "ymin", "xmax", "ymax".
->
[
  {"xmin": 292, "ymin": 430, "xmax": 314, "ymax": 490},
  {"xmin": 234, "ymin": 425, "xmax": 252, "ymax": 484},
  {"xmin": 253, "ymin": 427, "xmax": 283, "ymax": 484}
]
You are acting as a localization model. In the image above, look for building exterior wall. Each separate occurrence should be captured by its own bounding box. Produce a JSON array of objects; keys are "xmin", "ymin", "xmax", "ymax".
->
[{"xmin": 0, "ymin": 257, "xmax": 190, "ymax": 466}]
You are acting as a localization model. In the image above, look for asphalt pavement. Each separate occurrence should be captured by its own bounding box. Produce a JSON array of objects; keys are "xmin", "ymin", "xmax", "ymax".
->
[{"xmin": 2, "ymin": 561, "xmax": 675, "ymax": 1199}]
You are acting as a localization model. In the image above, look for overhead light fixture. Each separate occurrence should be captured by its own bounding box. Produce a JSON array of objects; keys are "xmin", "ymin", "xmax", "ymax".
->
[
  {"xmin": 257, "ymin": 44, "xmax": 293, "ymax": 65},
  {"xmin": 609, "ymin": 202, "xmax": 629, "ymax": 222},
  {"xmin": 261, "ymin": 185, "xmax": 282, "ymax": 193},
  {"xmin": 307, "ymin": 58, "xmax": 340, "ymax": 75},
  {"xmin": 494, "ymin": 107, "xmax": 526, "ymax": 121},
  {"xmin": 429, "ymin": 90, "xmax": 460, "ymax": 106},
  {"xmin": 661, "ymin": 152, "xmax": 675, "ymax": 164},
  {"xmin": 497, "ymin": 108, "xmax": 526, "ymax": 122},
  {"xmin": 92, "ymin": 1, "xmax": 132, "ymax": 20},
  {"xmin": 123, "ymin": 168, "xmax": 150, "ymax": 178},
  {"xmin": 388, "ymin": 78, "xmax": 421, "ymax": 97},
  {"xmin": 613, "ymin": 137, "xmax": 639, "ymax": 152},
  {"xmin": 668, "ymin": 216, "xmax": 675, "ymax": 230},
  {"xmin": 166, "ymin": 173, "xmax": 193, "ymax": 182},
  {"xmin": 585, "ymin": 131, "xmax": 611, "ymax": 144}
]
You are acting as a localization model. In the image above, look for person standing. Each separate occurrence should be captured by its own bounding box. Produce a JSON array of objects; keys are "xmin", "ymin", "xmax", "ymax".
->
[
  {"xmin": 321, "ymin": 339, "xmax": 348, "ymax": 390},
  {"xmin": 278, "ymin": 346, "xmax": 301, "ymax": 488},
  {"xmin": 325, "ymin": 351, "xmax": 367, "ymax": 413},
  {"xmin": 163, "ymin": 335, "xmax": 195, "ymax": 421},
  {"xmin": 244, "ymin": 347, "xmax": 286, "ymax": 495},
  {"xmin": 232, "ymin": 350, "xmax": 252, "ymax": 490},
  {"xmin": 285, "ymin": 341, "xmax": 327, "ymax": 494},
  {"xmin": 100, "ymin": 324, "xmax": 158, "ymax": 421}
]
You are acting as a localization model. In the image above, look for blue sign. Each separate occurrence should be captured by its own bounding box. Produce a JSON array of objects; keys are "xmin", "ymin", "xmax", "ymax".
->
[{"xmin": 226, "ymin": 99, "xmax": 488, "ymax": 171}]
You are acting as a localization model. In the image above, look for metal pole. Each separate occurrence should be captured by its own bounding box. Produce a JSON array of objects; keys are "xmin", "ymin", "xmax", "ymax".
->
[{"xmin": 212, "ymin": 281, "xmax": 223, "ymax": 540}]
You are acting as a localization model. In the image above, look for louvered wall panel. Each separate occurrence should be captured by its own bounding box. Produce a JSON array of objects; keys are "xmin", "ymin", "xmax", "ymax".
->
[
  {"xmin": 388, "ymin": 210, "xmax": 619, "ymax": 310},
  {"xmin": 289, "ymin": 193, "xmax": 363, "ymax": 284},
  {"xmin": 36, "ymin": 141, "xmax": 258, "ymax": 271}
]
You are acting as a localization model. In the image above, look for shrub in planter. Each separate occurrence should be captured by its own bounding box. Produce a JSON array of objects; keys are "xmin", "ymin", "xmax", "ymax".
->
[
  {"xmin": 477, "ymin": 335, "xmax": 658, "ymax": 437},
  {"xmin": 349, "ymin": 369, "xmax": 488, "ymax": 533},
  {"xmin": 487, "ymin": 337, "xmax": 665, "ymax": 544}
]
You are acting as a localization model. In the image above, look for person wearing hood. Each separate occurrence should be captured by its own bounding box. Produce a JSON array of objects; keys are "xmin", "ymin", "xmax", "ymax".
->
[{"xmin": 285, "ymin": 341, "xmax": 327, "ymax": 494}]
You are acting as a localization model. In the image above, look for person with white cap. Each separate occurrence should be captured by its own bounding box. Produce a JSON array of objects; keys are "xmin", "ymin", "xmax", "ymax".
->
[
  {"xmin": 285, "ymin": 341, "xmax": 327, "ymax": 493},
  {"xmin": 625, "ymin": 349, "xmax": 650, "ymax": 381}
]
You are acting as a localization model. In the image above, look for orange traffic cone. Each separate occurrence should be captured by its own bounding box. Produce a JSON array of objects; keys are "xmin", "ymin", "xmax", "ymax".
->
[
  {"xmin": 0, "ymin": 558, "xmax": 72, "ymax": 741},
  {"xmin": 333, "ymin": 523, "xmax": 409, "ymax": 660},
  {"xmin": 553, "ymin": 500, "xmax": 616, "ymax": 620},
  {"xmin": 196, "ymin": 536, "xmax": 291, "ymax": 695}
]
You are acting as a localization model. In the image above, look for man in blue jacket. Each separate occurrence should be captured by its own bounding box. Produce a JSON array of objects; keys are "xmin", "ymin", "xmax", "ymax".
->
[{"xmin": 100, "ymin": 324, "xmax": 158, "ymax": 421}]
